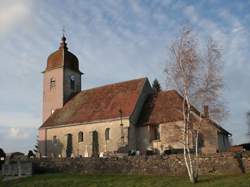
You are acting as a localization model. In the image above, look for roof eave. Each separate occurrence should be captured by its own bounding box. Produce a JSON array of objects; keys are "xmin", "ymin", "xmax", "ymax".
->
[{"xmin": 40, "ymin": 116, "xmax": 130, "ymax": 129}]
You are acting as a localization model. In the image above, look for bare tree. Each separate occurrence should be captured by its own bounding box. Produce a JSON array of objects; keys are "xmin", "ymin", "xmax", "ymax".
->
[
  {"xmin": 166, "ymin": 26, "xmax": 225, "ymax": 183},
  {"xmin": 194, "ymin": 37, "xmax": 227, "ymax": 123},
  {"xmin": 246, "ymin": 111, "xmax": 250, "ymax": 141}
]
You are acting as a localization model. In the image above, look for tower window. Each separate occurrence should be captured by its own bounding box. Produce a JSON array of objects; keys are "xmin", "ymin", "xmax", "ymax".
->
[
  {"xmin": 50, "ymin": 77, "xmax": 56, "ymax": 89},
  {"xmin": 70, "ymin": 75, "xmax": 75, "ymax": 90}
]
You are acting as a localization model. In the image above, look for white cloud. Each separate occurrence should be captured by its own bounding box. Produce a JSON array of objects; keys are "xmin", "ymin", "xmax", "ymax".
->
[
  {"xmin": 183, "ymin": 5, "xmax": 198, "ymax": 23},
  {"xmin": 8, "ymin": 127, "xmax": 29, "ymax": 139},
  {"xmin": 0, "ymin": 126, "xmax": 37, "ymax": 153},
  {"xmin": 0, "ymin": 112, "xmax": 40, "ymax": 128},
  {"xmin": 0, "ymin": 0, "xmax": 32, "ymax": 33}
]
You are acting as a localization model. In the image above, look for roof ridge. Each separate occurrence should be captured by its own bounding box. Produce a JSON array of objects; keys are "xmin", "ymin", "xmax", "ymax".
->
[{"xmin": 81, "ymin": 77, "xmax": 147, "ymax": 93}]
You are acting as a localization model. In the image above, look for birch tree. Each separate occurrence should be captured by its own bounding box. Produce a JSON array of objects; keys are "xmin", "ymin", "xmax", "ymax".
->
[
  {"xmin": 194, "ymin": 37, "xmax": 227, "ymax": 123},
  {"xmin": 246, "ymin": 111, "xmax": 250, "ymax": 140},
  {"xmin": 166, "ymin": 26, "xmax": 225, "ymax": 183}
]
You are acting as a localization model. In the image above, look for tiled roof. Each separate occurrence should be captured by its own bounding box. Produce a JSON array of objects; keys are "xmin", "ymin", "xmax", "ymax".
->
[
  {"xmin": 138, "ymin": 90, "xmax": 184, "ymax": 125},
  {"xmin": 138, "ymin": 90, "xmax": 231, "ymax": 135},
  {"xmin": 41, "ymin": 78, "xmax": 147, "ymax": 128},
  {"xmin": 46, "ymin": 49, "xmax": 80, "ymax": 72},
  {"xmin": 44, "ymin": 36, "xmax": 81, "ymax": 73}
]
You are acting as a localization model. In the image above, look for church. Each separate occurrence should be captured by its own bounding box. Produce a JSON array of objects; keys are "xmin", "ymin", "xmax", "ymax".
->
[{"xmin": 39, "ymin": 36, "xmax": 231, "ymax": 158}]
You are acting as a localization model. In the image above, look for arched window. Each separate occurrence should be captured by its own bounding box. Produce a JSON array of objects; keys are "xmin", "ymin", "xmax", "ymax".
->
[
  {"xmin": 66, "ymin": 133, "xmax": 73, "ymax": 158},
  {"xmin": 50, "ymin": 77, "xmax": 56, "ymax": 90},
  {"xmin": 155, "ymin": 125, "xmax": 160, "ymax": 140},
  {"xmin": 70, "ymin": 75, "xmax": 75, "ymax": 90},
  {"xmin": 52, "ymin": 136, "xmax": 57, "ymax": 145},
  {"xmin": 105, "ymin": 128, "xmax": 110, "ymax": 141},
  {"xmin": 78, "ymin": 131, "xmax": 83, "ymax": 142}
]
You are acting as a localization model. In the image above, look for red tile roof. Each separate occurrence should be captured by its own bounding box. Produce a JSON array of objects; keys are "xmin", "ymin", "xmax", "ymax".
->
[
  {"xmin": 44, "ymin": 36, "xmax": 82, "ymax": 73},
  {"xmin": 46, "ymin": 49, "xmax": 80, "ymax": 72},
  {"xmin": 138, "ymin": 90, "xmax": 184, "ymax": 125},
  {"xmin": 41, "ymin": 78, "xmax": 147, "ymax": 128},
  {"xmin": 138, "ymin": 90, "xmax": 231, "ymax": 135}
]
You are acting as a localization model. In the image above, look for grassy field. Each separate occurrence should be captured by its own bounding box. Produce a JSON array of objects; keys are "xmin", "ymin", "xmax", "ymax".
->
[{"xmin": 1, "ymin": 173, "xmax": 250, "ymax": 187}]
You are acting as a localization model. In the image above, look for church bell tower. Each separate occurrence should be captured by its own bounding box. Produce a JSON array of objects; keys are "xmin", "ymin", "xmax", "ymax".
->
[{"xmin": 42, "ymin": 35, "xmax": 83, "ymax": 122}]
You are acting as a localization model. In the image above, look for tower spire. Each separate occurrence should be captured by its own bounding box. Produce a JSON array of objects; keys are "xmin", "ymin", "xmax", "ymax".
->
[
  {"xmin": 59, "ymin": 27, "xmax": 68, "ymax": 50},
  {"xmin": 62, "ymin": 26, "xmax": 66, "ymax": 37}
]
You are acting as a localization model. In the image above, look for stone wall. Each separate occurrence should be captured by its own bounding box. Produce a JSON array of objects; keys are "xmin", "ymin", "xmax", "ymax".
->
[
  {"xmin": 136, "ymin": 126, "xmax": 150, "ymax": 152},
  {"xmin": 160, "ymin": 121, "xmax": 183, "ymax": 150},
  {"xmin": 153, "ymin": 120, "xmax": 229, "ymax": 154},
  {"xmin": 44, "ymin": 119, "xmax": 130, "ymax": 158},
  {"xmin": 197, "ymin": 120, "xmax": 220, "ymax": 153},
  {"xmin": 2, "ymin": 161, "xmax": 33, "ymax": 176},
  {"xmin": 32, "ymin": 152, "xmax": 250, "ymax": 176},
  {"xmin": 136, "ymin": 120, "xmax": 226, "ymax": 154}
]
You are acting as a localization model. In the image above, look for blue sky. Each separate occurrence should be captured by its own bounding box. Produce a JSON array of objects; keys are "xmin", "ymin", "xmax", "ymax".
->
[{"xmin": 0, "ymin": 0, "xmax": 250, "ymax": 153}]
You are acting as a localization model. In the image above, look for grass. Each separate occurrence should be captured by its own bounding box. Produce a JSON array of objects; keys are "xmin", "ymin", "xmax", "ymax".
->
[{"xmin": 0, "ymin": 173, "xmax": 250, "ymax": 187}]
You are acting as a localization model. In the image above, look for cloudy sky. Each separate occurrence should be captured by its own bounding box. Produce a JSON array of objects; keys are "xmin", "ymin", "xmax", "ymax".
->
[{"xmin": 0, "ymin": 0, "xmax": 250, "ymax": 153}]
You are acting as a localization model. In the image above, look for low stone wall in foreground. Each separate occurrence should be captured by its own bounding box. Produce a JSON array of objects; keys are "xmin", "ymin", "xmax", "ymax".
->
[
  {"xmin": 2, "ymin": 161, "xmax": 32, "ymax": 176},
  {"xmin": 32, "ymin": 152, "xmax": 250, "ymax": 176}
]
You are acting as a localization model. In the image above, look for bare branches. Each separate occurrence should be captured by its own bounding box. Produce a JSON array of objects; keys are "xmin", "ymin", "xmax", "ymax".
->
[
  {"xmin": 167, "ymin": 28, "xmax": 227, "ymax": 123},
  {"xmin": 194, "ymin": 38, "xmax": 226, "ymax": 122},
  {"xmin": 165, "ymin": 26, "xmax": 226, "ymax": 183},
  {"xmin": 167, "ymin": 27, "xmax": 199, "ymax": 96},
  {"xmin": 246, "ymin": 111, "xmax": 250, "ymax": 140},
  {"xmin": 167, "ymin": 26, "xmax": 199, "ymax": 183}
]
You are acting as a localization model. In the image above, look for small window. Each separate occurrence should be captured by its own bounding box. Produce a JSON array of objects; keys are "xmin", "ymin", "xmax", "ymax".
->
[
  {"xmin": 70, "ymin": 75, "xmax": 75, "ymax": 90},
  {"xmin": 150, "ymin": 125, "xmax": 160, "ymax": 141},
  {"xmin": 155, "ymin": 125, "xmax": 160, "ymax": 140},
  {"xmin": 50, "ymin": 77, "xmax": 56, "ymax": 89},
  {"xmin": 52, "ymin": 136, "xmax": 57, "ymax": 145},
  {"xmin": 105, "ymin": 128, "xmax": 110, "ymax": 141},
  {"xmin": 78, "ymin": 131, "xmax": 83, "ymax": 142}
]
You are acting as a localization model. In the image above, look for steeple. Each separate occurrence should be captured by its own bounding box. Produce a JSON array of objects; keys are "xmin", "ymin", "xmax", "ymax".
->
[
  {"xmin": 45, "ymin": 34, "xmax": 82, "ymax": 73},
  {"xmin": 42, "ymin": 34, "xmax": 82, "ymax": 123},
  {"xmin": 59, "ymin": 34, "xmax": 68, "ymax": 50}
]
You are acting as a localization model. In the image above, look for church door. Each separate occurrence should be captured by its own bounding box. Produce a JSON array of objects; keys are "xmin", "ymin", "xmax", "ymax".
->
[
  {"xmin": 66, "ymin": 134, "xmax": 73, "ymax": 158},
  {"xmin": 92, "ymin": 131, "xmax": 99, "ymax": 157}
]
